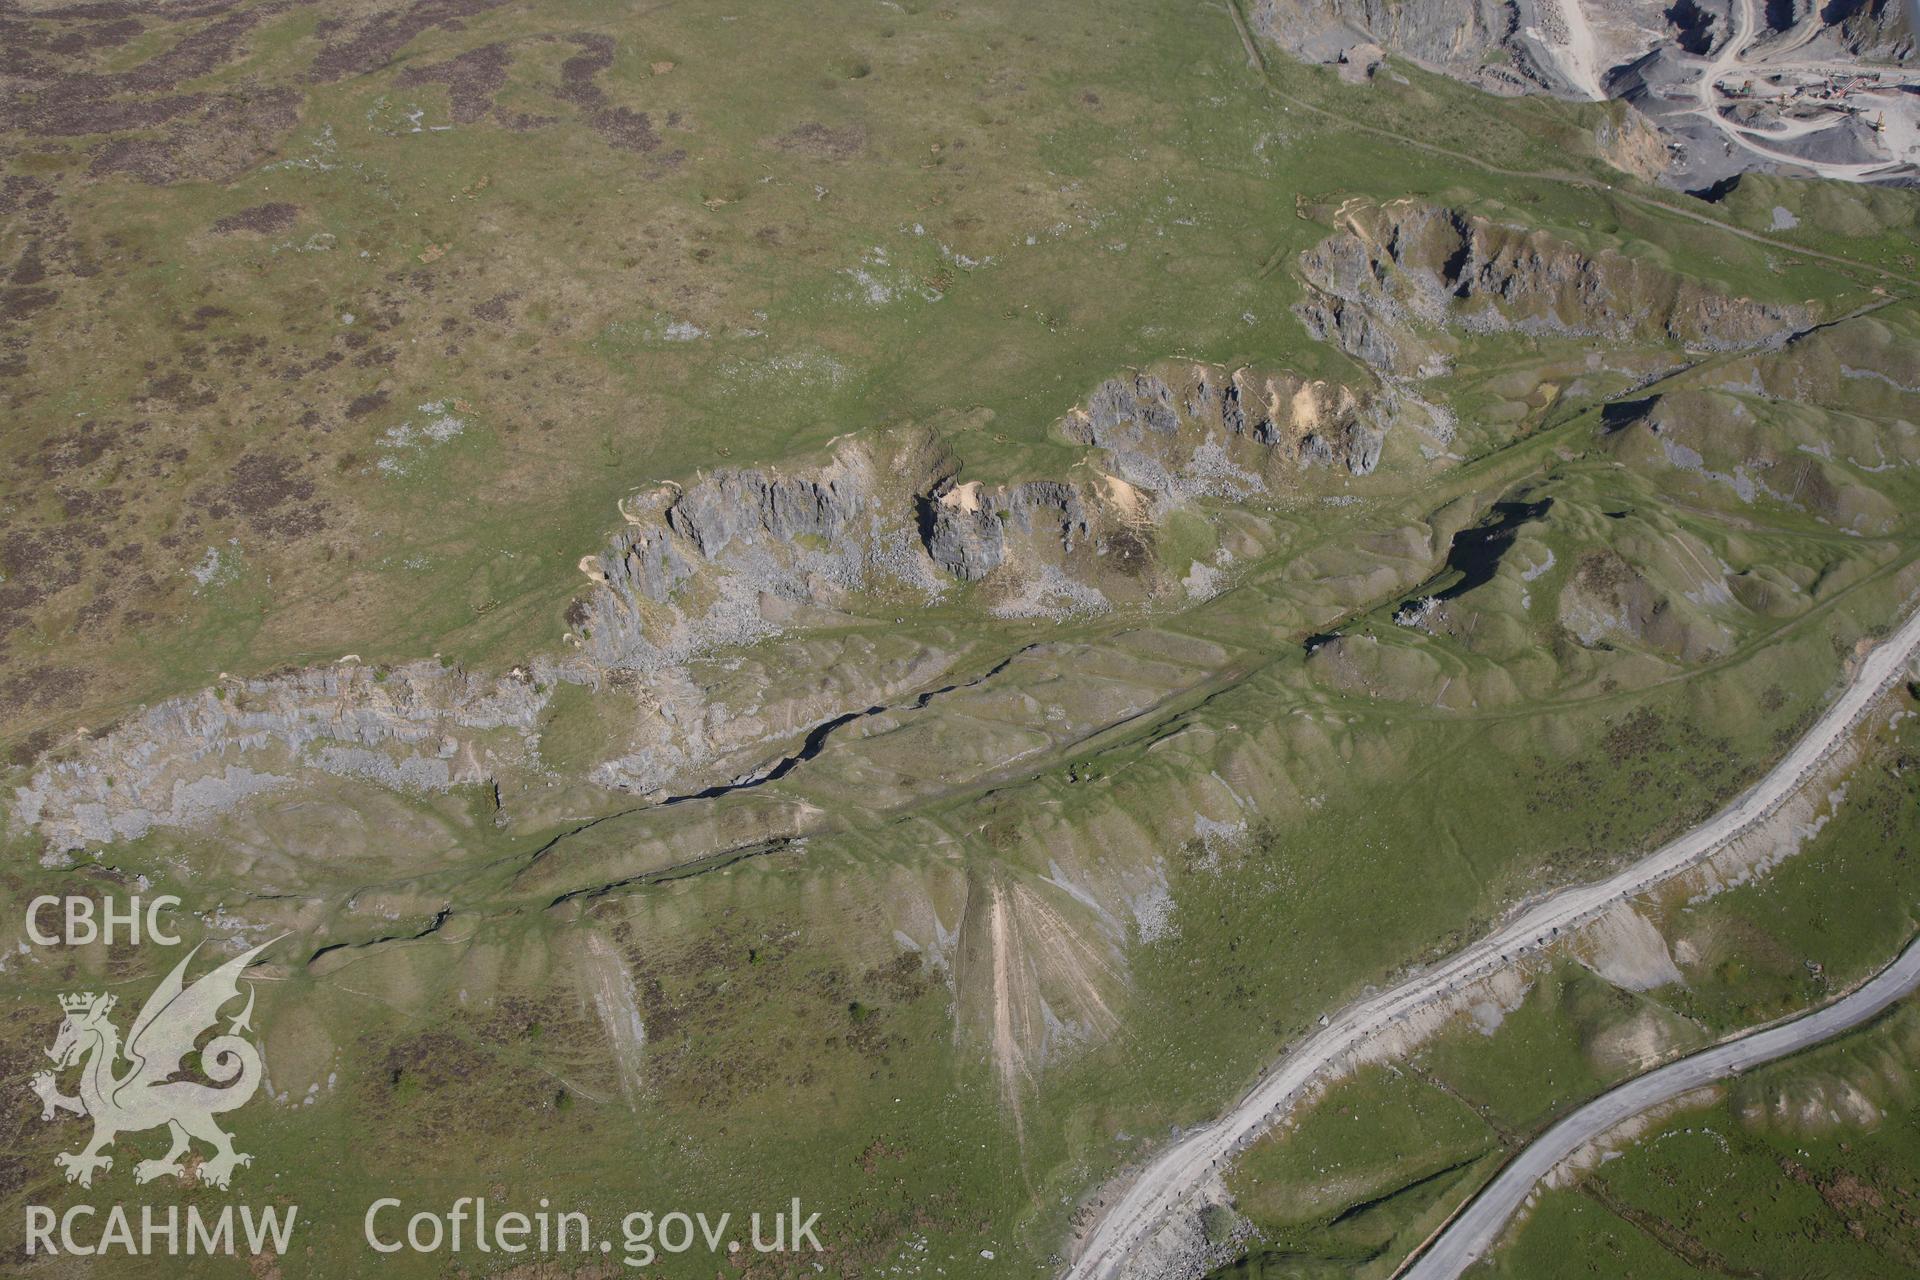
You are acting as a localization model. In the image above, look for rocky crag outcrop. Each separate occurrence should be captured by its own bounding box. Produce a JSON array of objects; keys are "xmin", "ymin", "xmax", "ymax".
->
[
  {"xmin": 1296, "ymin": 199, "xmax": 1808, "ymax": 380},
  {"xmin": 1064, "ymin": 366, "xmax": 1386, "ymax": 485},
  {"xmin": 14, "ymin": 662, "xmax": 550, "ymax": 853},
  {"xmin": 577, "ymin": 431, "xmax": 950, "ymax": 673},
  {"xmin": 920, "ymin": 481, "xmax": 1090, "ymax": 583},
  {"xmin": 16, "ymin": 198, "xmax": 1823, "ymax": 853},
  {"xmin": 583, "ymin": 361, "xmax": 1388, "ymax": 659},
  {"xmin": 14, "ymin": 362, "xmax": 1390, "ymax": 851}
]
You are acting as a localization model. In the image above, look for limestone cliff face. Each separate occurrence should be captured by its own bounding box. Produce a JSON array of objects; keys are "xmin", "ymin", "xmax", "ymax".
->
[
  {"xmin": 922, "ymin": 481, "xmax": 1090, "ymax": 583},
  {"xmin": 584, "ymin": 364, "xmax": 1391, "ymax": 667},
  {"xmin": 581, "ymin": 435, "xmax": 940, "ymax": 673},
  {"xmin": 15, "ymin": 360, "xmax": 1386, "ymax": 850},
  {"xmin": 1296, "ymin": 200, "xmax": 1808, "ymax": 380},
  {"xmin": 25, "ymin": 198, "xmax": 1808, "ymax": 855},
  {"xmin": 13, "ymin": 662, "xmax": 549, "ymax": 852},
  {"xmin": 666, "ymin": 466, "xmax": 867, "ymax": 559},
  {"xmin": 1064, "ymin": 366, "xmax": 1385, "ymax": 487}
]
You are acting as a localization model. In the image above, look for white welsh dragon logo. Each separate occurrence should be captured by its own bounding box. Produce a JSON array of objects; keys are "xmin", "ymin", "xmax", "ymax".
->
[{"xmin": 28, "ymin": 937, "xmax": 281, "ymax": 1190}]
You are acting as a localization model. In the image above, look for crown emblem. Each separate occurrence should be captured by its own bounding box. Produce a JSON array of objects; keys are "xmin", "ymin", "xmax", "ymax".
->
[{"xmin": 59, "ymin": 992, "xmax": 105, "ymax": 1014}]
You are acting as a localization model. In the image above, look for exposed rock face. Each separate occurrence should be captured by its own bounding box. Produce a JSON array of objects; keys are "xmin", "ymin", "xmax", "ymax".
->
[
  {"xmin": 666, "ymin": 467, "xmax": 864, "ymax": 558},
  {"xmin": 15, "ymin": 663, "xmax": 549, "ymax": 852},
  {"xmin": 581, "ymin": 434, "xmax": 943, "ymax": 673},
  {"xmin": 1063, "ymin": 366, "xmax": 1386, "ymax": 487},
  {"xmin": 32, "ymin": 186, "xmax": 1821, "ymax": 854},
  {"xmin": 587, "ymin": 363, "xmax": 1390, "ymax": 666},
  {"xmin": 1819, "ymin": 0, "xmax": 1914, "ymax": 62},
  {"xmin": 1296, "ymin": 200, "xmax": 1808, "ymax": 380},
  {"xmin": 922, "ymin": 481, "xmax": 1090, "ymax": 582},
  {"xmin": 1594, "ymin": 108, "xmax": 1673, "ymax": 183},
  {"xmin": 615, "ymin": 525, "xmax": 693, "ymax": 604},
  {"xmin": 15, "ymin": 358, "xmax": 1383, "ymax": 850},
  {"xmin": 1250, "ymin": 0, "xmax": 1558, "ymax": 96}
]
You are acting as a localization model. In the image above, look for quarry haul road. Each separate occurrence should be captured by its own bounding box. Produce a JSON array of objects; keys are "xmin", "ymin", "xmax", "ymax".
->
[
  {"xmin": 1064, "ymin": 602, "xmax": 1920, "ymax": 1280},
  {"xmin": 1401, "ymin": 934, "xmax": 1920, "ymax": 1278}
]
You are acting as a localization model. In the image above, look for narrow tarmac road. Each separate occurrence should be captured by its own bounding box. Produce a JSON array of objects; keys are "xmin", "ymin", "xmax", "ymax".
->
[
  {"xmin": 1403, "ymin": 935, "xmax": 1920, "ymax": 1278},
  {"xmin": 1065, "ymin": 602, "xmax": 1920, "ymax": 1280}
]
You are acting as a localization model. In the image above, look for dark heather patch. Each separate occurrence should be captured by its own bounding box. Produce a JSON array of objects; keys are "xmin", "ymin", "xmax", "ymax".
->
[
  {"xmin": 1, "ymin": 525, "xmax": 81, "ymax": 602},
  {"xmin": 593, "ymin": 106, "xmax": 659, "ymax": 151},
  {"xmin": 75, "ymin": 593, "xmax": 115, "ymax": 633},
  {"xmin": 33, "ymin": 421, "xmax": 122, "ymax": 477},
  {"xmin": 345, "ymin": 390, "xmax": 388, "ymax": 419},
  {"xmin": 557, "ymin": 33, "xmax": 617, "ymax": 109},
  {"xmin": 395, "ymin": 42, "xmax": 512, "ymax": 123},
  {"xmin": 224, "ymin": 452, "xmax": 325, "ymax": 535},
  {"xmin": 0, "ymin": 288, "xmax": 58, "ymax": 323},
  {"xmin": 17, "ymin": 94, "xmax": 207, "ymax": 138},
  {"xmin": 53, "ymin": 18, "xmax": 146, "ymax": 54},
  {"xmin": 6, "ymin": 725, "xmax": 57, "ymax": 768},
  {"xmin": 473, "ymin": 292, "xmax": 517, "ymax": 322},
  {"xmin": 87, "ymin": 90, "xmax": 301, "ymax": 184},
  {"xmin": 114, "ymin": 10, "xmax": 263, "ymax": 93},
  {"xmin": 500, "ymin": 111, "xmax": 559, "ymax": 131},
  {"xmin": 557, "ymin": 32, "xmax": 660, "ymax": 151},
  {"xmin": 0, "ymin": 175, "xmax": 57, "ymax": 218},
  {"xmin": 140, "ymin": 370, "xmax": 215, "ymax": 409},
  {"xmin": 10, "ymin": 240, "xmax": 47, "ymax": 286},
  {"xmin": 310, "ymin": 0, "xmax": 513, "ymax": 83},
  {"xmin": 211, "ymin": 201, "xmax": 300, "ymax": 235},
  {"xmin": 0, "ymin": 8, "xmax": 263, "ymax": 139},
  {"xmin": 0, "ymin": 665, "xmax": 86, "ymax": 721}
]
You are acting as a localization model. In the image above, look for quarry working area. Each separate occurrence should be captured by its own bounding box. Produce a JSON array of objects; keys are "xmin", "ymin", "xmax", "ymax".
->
[
  {"xmin": 1261, "ymin": 0, "xmax": 1920, "ymax": 188},
  {"xmin": 1616, "ymin": 0, "xmax": 1920, "ymax": 186}
]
